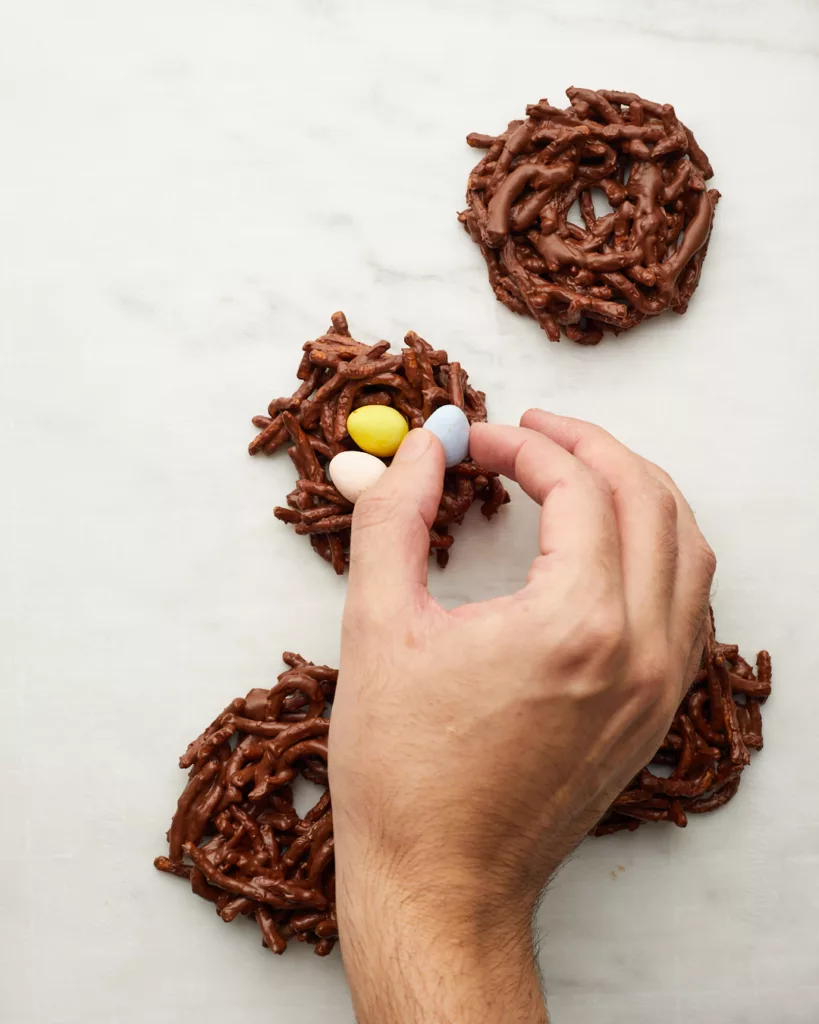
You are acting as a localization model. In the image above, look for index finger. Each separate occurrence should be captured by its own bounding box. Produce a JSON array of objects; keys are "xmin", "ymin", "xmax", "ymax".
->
[{"xmin": 469, "ymin": 422, "xmax": 621, "ymax": 589}]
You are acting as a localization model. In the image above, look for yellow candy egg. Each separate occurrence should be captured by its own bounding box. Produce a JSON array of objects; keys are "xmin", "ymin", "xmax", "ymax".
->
[{"xmin": 347, "ymin": 405, "xmax": 408, "ymax": 457}]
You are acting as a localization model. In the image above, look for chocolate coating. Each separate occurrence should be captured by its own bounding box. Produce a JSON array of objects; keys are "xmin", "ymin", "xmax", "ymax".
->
[
  {"xmin": 459, "ymin": 88, "xmax": 720, "ymax": 344},
  {"xmin": 248, "ymin": 313, "xmax": 509, "ymax": 573}
]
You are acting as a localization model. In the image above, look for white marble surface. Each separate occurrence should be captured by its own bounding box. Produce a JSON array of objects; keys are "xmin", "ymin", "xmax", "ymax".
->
[{"xmin": 2, "ymin": 1, "xmax": 818, "ymax": 1021}]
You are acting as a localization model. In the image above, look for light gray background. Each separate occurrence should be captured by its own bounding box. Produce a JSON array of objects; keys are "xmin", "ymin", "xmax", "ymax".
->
[{"xmin": 2, "ymin": 2, "xmax": 818, "ymax": 1022}]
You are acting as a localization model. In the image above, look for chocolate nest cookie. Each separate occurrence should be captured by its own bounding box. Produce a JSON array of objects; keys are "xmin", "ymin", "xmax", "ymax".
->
[
  {"xmin": 248, "ymin": 312, "xmax": 509, "ymax": 573},
  {"xmin": 459, "ymin": 87, "xmax": 719, "ymax": 344},
  {"xmin": 155, "ymin": 653, "xmax": 337, "ymax": 957},
  {"xmin": 155, "ymin": 616, "xmax": 770, "ymax": 956},
  {"xmin": 595, "ymin": 611, "xmax": 771, "ymax": 834}
]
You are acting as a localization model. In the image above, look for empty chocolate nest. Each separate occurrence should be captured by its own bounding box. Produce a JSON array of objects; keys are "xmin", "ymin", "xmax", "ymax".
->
[
  {"xmin": 459, "ymin": 87, "xmax": 720, "ymax": 344},
  {"xmin": 248, "ymin": 312, "xmax": 509, "ymax": 573},
  {"xmin": 595, "ymin": 611, "xmax": 771, "ymax": 834},
  {"xmin": 155, "ymin": 616, "xmax": 770, "ymax": 955},
  {"xmin": 155, "ymin": 653, "xmax": 338, "ymax": 957}
]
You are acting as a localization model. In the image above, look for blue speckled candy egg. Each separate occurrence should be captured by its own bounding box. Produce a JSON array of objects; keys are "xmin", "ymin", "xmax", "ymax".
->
[{"xmin": 424, "ymin": 404, "xmax": 470, "ymax": 468}]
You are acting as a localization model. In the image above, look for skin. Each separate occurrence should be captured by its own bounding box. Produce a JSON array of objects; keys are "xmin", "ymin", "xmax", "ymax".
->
[{"xmin": 329, "ymin": 410, "xmax": 716, "ymax": 1023}]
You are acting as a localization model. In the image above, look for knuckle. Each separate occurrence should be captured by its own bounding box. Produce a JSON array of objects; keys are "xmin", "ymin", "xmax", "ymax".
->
[
  {"xmin": 654, "ymin": 483, "xmax": 679, "ymax": 524},
  {"xmin": 344, "ymin": 588, "xmax": 403, "ymax": 639},
  {"xmin": 582, "ymin": 601, "xmax": 627, "ymax": 659},
  {"xmin": 352, "ymin": 491, "xmax": 403, "ymax": 534},
  {"xmin": 577, "ymin": 419, "xmax": 613, "ymax": 444},
  {"xmin": 697, "ymin": 538, "xmax": 717, "ymax": 578},
  {"xmin": 629, "ymin": 648, "xmax": 669, "ymax": 703},
  {"xmin": 553, "ymin": 596, "xmax": 628, "ymax": 696},
  {"xmin": 573, "ymin": 431, "xmax": 607, "ymax": 463},
  {"xmin": 646, "ymin": 460, "xmax": 676, "ymax": 490},
  {"xmin": 587, "ymin": 465, "xmax": 613, "ymax": 501}
]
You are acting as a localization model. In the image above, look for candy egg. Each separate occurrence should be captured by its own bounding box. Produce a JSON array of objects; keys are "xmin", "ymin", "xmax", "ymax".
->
[
  {"xmin": 329, "ymin": 450, "xmax": 388, "ymax": 504},
  {"xmin": 423, "ymin": 404, "xmax": 470, "ymax": 467},
  {"xmin": 347, "ymin": 405, "xmax": 408, "ymax": 457}
]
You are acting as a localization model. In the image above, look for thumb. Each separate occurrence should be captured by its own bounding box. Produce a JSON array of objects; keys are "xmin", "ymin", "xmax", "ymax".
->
[{"xmin": 347, "ymin": 429, "xmax": 445, "ymax": 614}]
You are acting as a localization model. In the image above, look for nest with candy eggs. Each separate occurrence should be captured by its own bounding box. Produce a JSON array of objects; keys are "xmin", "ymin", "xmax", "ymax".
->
[{"xmin": 248, "ymin": 312, "xmax": 509, "ymax": 573}]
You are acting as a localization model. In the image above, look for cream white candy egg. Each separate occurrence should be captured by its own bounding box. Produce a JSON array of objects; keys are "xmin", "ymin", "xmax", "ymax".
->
[
  {"xmin": 329, "ymin": 450, "xmax": 387, "ymax": 504},
  {"xmin": 423, "ymin": 404, "xmax": 470, "ymax": 467}
]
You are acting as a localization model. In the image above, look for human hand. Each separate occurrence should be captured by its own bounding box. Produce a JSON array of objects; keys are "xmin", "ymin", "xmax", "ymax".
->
[{"xmin": 330, "ymin": 409, "xmax": 716, "ymax": 1024}]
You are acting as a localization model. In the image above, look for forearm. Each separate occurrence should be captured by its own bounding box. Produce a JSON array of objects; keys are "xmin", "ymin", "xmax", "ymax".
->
[{"xmin": 337, "ymin": 856, "xmax": 548, "ymax": 1024}]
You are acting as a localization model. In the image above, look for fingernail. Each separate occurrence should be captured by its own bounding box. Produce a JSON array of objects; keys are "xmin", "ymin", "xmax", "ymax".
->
[{"xmin": 392, "ymin": 428, "xmax": 433, "ymax": 464}]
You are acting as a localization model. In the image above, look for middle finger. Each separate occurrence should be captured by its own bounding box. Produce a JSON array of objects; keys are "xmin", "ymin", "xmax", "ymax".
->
[{"xmin": 520, "ymin": 409, "xmax": 680, "ymax": 646}]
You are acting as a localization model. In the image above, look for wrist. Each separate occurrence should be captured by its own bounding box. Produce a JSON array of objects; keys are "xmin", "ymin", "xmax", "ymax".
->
[{"xmin": 336, "ymin": 842, "xmax": 548, "ymax": 1024}]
